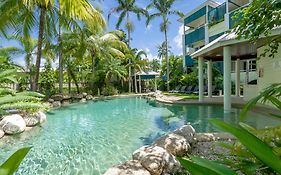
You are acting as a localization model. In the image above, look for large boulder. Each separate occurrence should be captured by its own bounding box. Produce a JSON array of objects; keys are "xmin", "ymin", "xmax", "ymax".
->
[
  {"xmin": 0, "ymin": 129, "xmax": 4, "ymax": 138},
  {"xmin": 133, "ymin": 145, "xmax": 181, "ymax": 175},
  {"xmin": 82, "ymin": 92, "xmax": 87, "ymax": 98},
  {"xmin": 173, "ymin": 125, "xmax": 195, "ymax": 143},
  {"xmin": 0, "ymin": 114, "xmax": 26, "ymax": 134},
  {"xmin": 24, "ymin": 115, "xmax": 39, "ymax": 127},
  {"xmin": 104, "ymin": 160, "xmax": 150, "ymax": 175},
  {"xmin": 154, "ymin": 133, "xmax": 190, "ymax": 156}
]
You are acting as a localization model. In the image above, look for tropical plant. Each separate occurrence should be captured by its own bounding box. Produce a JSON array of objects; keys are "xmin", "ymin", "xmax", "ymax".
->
[
  {"xmin": 147, "ymin": 0, "xmax": 183, "ymax": 91},
  {"xmin": 0, "ymin": 69, "xmax": 45, "ymax": 116},
  {"xmin": 0, "ymin": 147, "xmax": 31, "ymax": 175},
  {"xmin": 233, "ymin": 0, "xmax": 281, "ymax": 58},
  {"xmin": 0, "ymin": 47, "xmax": 22, "ymax": 70},
  {"xmin": 149, "ymin": 59, "xmax": 161, "ymax": 72},
  {"xmin": 109, "ymin": 0, "xmax": 148, "ymax": 93},
  {"xmin": 0, "ymin": 0, "xmax": 105, "ymax": 91},
  {"xmin": 178, "ymin": 83, "xmax": 281, "ymax": 174},
  {"xmin": 101, "ymin": 86, "xmax": 118, "ymax": 96},
  {"xmin": 7, "ymin": 35, "xmax": 37, "ymax": 90}
]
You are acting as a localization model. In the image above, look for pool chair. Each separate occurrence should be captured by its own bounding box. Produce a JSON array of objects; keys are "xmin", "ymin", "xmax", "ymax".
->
[
  {"xmin": 179, "ymin": 86, "xmax": 187, "ymax": 93},
  {"xmin": 192, "ymin": 86, "xmax": 199, "ymax": 94},
  {"xmin": 169, "ymin": 85, "xmax": 181, "ymax": 93},
  {"xmin": 184, "ymin": 86, "xmax": 194, "ymax": 94}
]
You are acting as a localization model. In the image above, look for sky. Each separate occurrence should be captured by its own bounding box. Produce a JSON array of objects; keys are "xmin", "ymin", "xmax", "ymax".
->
[{"xmin": 0, "ymin": 0, "xmax": 224, "ymax": 67}]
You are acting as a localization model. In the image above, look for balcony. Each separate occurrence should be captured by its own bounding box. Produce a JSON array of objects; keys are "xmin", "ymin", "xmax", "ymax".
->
[
  {"xmin": 208, "ymin": 3, "xmax": 226, "ymax": 26},
  {"xmin": 185, "ymin": 26, "xmax": 205, "ymax": 46},
  {"xmin": 184, "ymin": 6, "xmax": 207, "ymax": 27}
]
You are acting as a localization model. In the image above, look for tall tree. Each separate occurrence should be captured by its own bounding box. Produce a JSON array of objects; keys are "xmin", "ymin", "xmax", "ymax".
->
[
  {"xmin": 8, "ymin": 36, "xmax": 37, "ymax": 90},
  {"xmin": 0, "ymin": 0, "xmax": 105, "ymax": 91},
  {"xmin": 126, "ymin": 50, "xmax": 147, "ymax": 93},
  {"xmin": 108, "ymin": 0, "xmax": 147, "ymax": 93},
  {"xmin": 234, "ymin": 0, "xmax": 281, "ymax": 58},
  {"xmin": 147, "ymin": 0, "xmax": 183, "ymax": 91}
]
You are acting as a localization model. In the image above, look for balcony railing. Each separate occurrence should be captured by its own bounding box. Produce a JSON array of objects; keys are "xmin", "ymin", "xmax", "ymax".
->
[
  {"xmin": 208, "ymin": 3, "xmax": 226, "ymax": 24},
  {"xmin": 184, "ymin": 6, "xmax": 206, "ymax": 25},
  {"xmin": 185, "ymin": 26, "xmax": 205, "ymax": 46}
]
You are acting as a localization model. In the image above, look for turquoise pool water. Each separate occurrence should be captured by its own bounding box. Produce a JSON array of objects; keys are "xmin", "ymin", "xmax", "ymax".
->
[{"xmin": 0, "ymin": 97, "xmax": 280, "ymax": 174}]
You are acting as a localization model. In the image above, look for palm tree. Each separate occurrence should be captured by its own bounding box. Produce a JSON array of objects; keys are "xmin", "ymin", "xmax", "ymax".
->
[
  {"xmin": 0, "ymin": 0, "xmax": 105, "ymax": 91},
  {"xmin": 126, "ymin": 50, "xmax": 147, "ymax": 93},
  {"xmin": 100, "ymin": 58, "xmax": 127, "ymax": 86},
  {"xmin": 147, "ymin": 0, "xmax": 183, "ymax": 91},
  {"xmin": 149, "ymin": 59, "xmax": 161, "ymax": 72},
  {"xmin": 108, "ymin": 0, "xmax": 147, "ymax": 93},
  {"xmin": 8, "ymin": 36, "xmax": 37, "ymax": 90}
]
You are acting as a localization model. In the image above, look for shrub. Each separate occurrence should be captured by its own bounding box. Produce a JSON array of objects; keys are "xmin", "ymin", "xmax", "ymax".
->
[{"xmin": 101, "ymin": 86, "xmax": 118, "ymax": 96}]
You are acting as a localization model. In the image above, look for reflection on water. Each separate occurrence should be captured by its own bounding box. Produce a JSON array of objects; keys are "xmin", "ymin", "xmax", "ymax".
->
[{"xmin": 0, "ymin": 97, "xmax": 280, "ymax": 175}]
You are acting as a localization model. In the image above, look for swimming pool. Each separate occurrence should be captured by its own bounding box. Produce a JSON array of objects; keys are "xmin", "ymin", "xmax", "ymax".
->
[{"xmin": 0, "ymin": 97, "xmax": 280, "ymax": 174}]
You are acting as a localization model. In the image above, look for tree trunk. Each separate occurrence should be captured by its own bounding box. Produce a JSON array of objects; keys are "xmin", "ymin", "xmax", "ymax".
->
[
  {"xmin": 164, "ymin": 27, "xmax": 170, "ymax": 91},
  {"xmin": 91, "ymin": 51, "xmax": 95, "ymax": 95},
  {"xmin": 127, "ymin": 12, "xmax": 132, "ymax": 93},
  {"xmin": 134, "ymin": 68, "xmax": 138, "ymax": 93},
  {"xmin": 33, "ymin": 6, "xmax": 46, "ymax": 91},
  {"xmin": 68, "ymin": 69, "xmax": 71, "ymax": 94},
  {"xmin": 25, "ymin": 56, "xmax": 32, "ymax": 90},
  {"xmin": 58, "ymin": 20, "xmax": 63, "ymax": 94},
  {"xmin": 68, "ymin": 63, "xmax": 80, "ymax": 93}
]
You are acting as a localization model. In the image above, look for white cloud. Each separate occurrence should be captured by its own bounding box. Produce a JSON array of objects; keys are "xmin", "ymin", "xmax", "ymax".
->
[
  {"xmin": 141, "ymin": 48, "xmax": 158, "ymax": 61},
  {"xmin": 173, "ymin": 25, "xmax": 184, "ymax": 50}
]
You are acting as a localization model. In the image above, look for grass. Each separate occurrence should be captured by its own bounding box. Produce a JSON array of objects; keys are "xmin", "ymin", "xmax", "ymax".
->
[{"xmin": 163, "ymin": 92, "xmax": 199, "ymax": 99}]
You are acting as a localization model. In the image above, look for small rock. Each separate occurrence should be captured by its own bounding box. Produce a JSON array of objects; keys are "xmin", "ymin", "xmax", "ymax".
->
[
  {"xmin": 0, "ymin": 129, "xmax": 4, "ymax": 138},
  {"xmin": 104, "ymin": 160, "xmax": 150, "ymax": 175},
  {"xmin": 80, "ymin": 98, "xmax": 87, "ymax": 103},
  {"xmin": 86, "ymin": 95, "xmax": 94, "ymax": 100},
  {"xmin": 133, "ymin": 145, "xmax": 181, "ymax": 175},
  {"xmin": 173, "ymin": 125, "xmax": 195, "ymax": 143},
  {"xmin": 51, "ymin": 94, "xmax": 64, "ymax": 101},
  {"xmin": 72, "ymin": 94, "xmax": 83, "ymax": 100},
  {"xmin": 52, "ymin": 101, "xmax": 61, "ymax": 108},
  {"xmin": 193, "ymin": 133, "xmax": 235, "ymax": 142},
  {"xmin": 82, "ymin": 92, "xmax": 87, "ymax": 98},
  {"xmin": 48, "ymin": 98, "xmax": 54, "ymax": 103},
  {"xmin": 154, "ymin": 133, "xmax": 190, "ymax": 156},
  {"xmin": 62, "ymin": 100, "xmax": 71, "ymax": 105},
  {"xmin": 62, "ymin": 94, "xmax": 71, "ymax": 100},
  {"xmin": 0, "ymin": 114, "xmax": 26, "ymax": 134},
  {"xmin": 37, "ymin": 111, "xmax": 47, "ymax": 124}
]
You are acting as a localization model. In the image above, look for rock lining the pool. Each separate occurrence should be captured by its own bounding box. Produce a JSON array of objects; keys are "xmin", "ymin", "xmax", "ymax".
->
[
  {"xmin": 104, "ymin": 124, "xmax": 236, "ymax": 175},
  {"xmin": 0, "ymin": 111, "xmax": 47, "ymax": 137}
]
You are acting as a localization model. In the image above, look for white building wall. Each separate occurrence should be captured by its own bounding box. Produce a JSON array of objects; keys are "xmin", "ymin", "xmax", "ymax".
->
[
  {"xmin": 208, "ymin": 21, "xmax": 226, "ymax": 37},
  {"xmin": 244, "ymin": 45, "xmax": 281, "ymax": 101}
]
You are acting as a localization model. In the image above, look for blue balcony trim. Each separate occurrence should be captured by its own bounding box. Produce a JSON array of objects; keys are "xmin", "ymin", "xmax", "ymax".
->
[
  {"xmin": 185, "ymin": 26, "xmax": 205, "ymax": 46},
  {"xmin": 185, "ymin": 55, "xmax": 195, "ymax": 67},
  {"xmin": 209, "ymin": 32, "xmax": 224, "ymax": 42},
  {"xmin": 184, "ymin": 6, "xmax": 206, "ymax": 25}
]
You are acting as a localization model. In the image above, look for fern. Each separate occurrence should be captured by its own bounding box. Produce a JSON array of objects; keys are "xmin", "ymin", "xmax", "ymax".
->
[{"xmin": 0, "ymin": 102, "xmax": 47, "ymax": 112}]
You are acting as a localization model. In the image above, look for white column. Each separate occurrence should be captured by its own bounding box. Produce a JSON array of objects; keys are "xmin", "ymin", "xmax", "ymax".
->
[
  {"xmin": 235, "ymin": 59, "xmax": 241, "ymax": 97},
  {"xmin": 207, "ymin": 60, "xmax": 213, "ymax": 98},
  {"xmin": 223, "ymin": 46, "xmax": 232, "ymax": 112},
  {"xmin": 198, "ymin": 57, "xmax": 204, "ymax": 102},
  {"xmin": 225, "ymin": 0, "xmax": 230, "ymax": 30},
  {"xmin": 154, "ymin": 77, "xmax": 157, "ymax": 92},
  {"xmin": 139, "ymin": 75, "xmax": 141, "ymax": 93},
  {"xmin": 246, "ymin": 60, "xmax": 250, "ymax": 84}
]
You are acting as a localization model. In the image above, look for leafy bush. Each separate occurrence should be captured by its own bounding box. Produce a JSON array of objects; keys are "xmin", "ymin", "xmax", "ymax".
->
[
  {"xmin": 178, "ymin": 83, "xmax": 281, "ymax": 175},
  {"xmin": 101, "ymin": 86, "xmax": 118, "ymax": 96},
  {"xmin": 0, "ymin": 147, "xmax": 31, "ymax": 175},
  {"xmin": 39, "ymin": 63, "xmax": 56, "ymax": 98}
]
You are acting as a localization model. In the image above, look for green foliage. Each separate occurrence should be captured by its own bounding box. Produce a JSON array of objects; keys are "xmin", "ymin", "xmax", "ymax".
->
[
  {"xmin": 241, "ymin": 83, "xmax": 281, "ymax": 120},
  {"xmin": 0, "ymin": 147, "xmax": 31, "ymax": 175},
  {"xmin": 101, "ymin": 86, "xmax": 118, "ymax": 96},
  {"xmin": 0, "ymin": 69, "xmax": 46, "ymax": 116},
  {"xmin": 178, "ymin": 156, "xmax": 237, "ymax": 175},
  {"xmin": 39, "ymin": 63, "xmax": 56, "ymax": 98},
  {"xmin": 234, "ymin": 0, "xmax": 281, "ymax": 58}
]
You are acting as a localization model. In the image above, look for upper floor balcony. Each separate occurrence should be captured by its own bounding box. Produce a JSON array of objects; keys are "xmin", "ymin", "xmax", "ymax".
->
[{"xmin": 185, "ymin": 25, "xmax": 205, "ymax": 47}]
